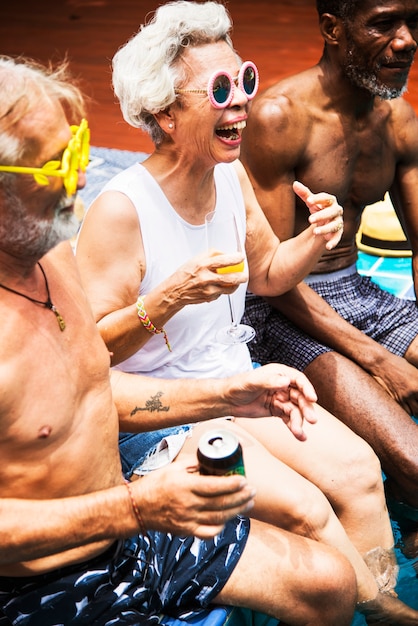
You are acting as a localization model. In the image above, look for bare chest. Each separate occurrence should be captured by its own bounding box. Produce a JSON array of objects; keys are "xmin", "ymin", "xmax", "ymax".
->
[
  {"xmin": 0, "ymin": 294, "xmax": 114, "ymax": 485},
  {"xmin": 299, "ymin": 116, "xmax": 398, "ymax": 210}
]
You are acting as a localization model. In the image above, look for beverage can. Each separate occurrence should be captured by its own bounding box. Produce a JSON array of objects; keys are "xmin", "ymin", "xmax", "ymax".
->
[{"xmin": 197, "ymin": 429, "xmax": 245, "ymax": 476}]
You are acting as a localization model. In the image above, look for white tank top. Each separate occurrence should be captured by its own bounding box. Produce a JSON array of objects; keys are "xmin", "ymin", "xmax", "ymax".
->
[{"xmin": 99, "ymin": 161, "xmax": 253, "ymax": 379}]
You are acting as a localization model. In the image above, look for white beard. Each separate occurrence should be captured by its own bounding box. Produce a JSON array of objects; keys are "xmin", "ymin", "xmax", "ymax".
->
[
  {"xmin": 0, "ymin": 193, "xmax": 80, "ymax": 259},
  {"xmin": 342, "ymin": 36, "xmax": 411, "ymax": 101},
  {"xmin": 345, "ymin": 62, "xmax": 407, "ymax": 100}
]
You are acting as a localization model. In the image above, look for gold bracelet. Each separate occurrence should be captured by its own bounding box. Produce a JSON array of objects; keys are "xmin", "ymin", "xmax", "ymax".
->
[
  {"xmin": 136, "ymin": 296, "xmax": 172, "ymax": 352},
  {"xmin": 124, "ymin": 479, "xmax": 147, "ymax": 536}
]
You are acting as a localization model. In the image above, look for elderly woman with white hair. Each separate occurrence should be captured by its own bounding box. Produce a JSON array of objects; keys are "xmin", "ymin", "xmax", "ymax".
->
[{"xmin": 76, "ymin": 2, "xmax": 418, "ymax": 622}]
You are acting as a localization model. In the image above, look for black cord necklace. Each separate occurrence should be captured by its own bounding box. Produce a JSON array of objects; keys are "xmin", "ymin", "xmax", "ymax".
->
[{"xmin": 0, "ymin": 262, "xmax": 65, "ymax": 331}]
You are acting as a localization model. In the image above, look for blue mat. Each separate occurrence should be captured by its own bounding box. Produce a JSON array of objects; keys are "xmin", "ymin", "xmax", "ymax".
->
[
  {"xmin": 79, "ymin": 146, "xmax": 148, "ymax": 209},
  {"xmin": 357, "ymin": 251, "xmax": 414, "ymax": 299}
]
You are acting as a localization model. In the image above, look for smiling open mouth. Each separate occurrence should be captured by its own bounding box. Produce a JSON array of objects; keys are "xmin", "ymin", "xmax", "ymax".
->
[{"xmin": 216, "ymin": 119, "xmax": 246, "ymax": 140}]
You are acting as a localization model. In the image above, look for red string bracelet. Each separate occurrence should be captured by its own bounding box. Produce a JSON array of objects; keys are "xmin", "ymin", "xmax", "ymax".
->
[{"xmin": 124, "ymin": 479, "xmax": 147, "ymax": 536}]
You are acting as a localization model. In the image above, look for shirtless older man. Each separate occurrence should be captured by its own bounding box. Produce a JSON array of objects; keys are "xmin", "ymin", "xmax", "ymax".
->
[
  {"xmin": 0, "ymin": 55, "xmax": 360, "ymax": 625},
  {"xmin": 241, "ymin": 0, "xmax": 418, "ymax": 519}
]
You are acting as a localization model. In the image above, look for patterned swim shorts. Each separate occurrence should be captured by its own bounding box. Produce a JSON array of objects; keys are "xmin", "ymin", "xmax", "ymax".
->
[
  {"xmin": 243, "ymin": 268, "xmax": 418, "ymax": 372},
  {"xmin": 0, "ymin": 518, "xmax": 249, "ymax": 626}
]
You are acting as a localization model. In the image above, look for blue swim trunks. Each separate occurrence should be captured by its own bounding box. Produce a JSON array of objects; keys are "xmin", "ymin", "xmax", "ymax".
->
[{"xmin": 0, "ymin": 518, "xmax": 249, "ymax": 625}]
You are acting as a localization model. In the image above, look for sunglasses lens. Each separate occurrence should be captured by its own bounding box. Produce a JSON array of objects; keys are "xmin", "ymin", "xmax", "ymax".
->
[
  {"xmin": 243, "ymin": 65, "xmax": 257, "ymax": 96},
  {"xmin": 212, "ymin": 74, "xmax": 232, "ymax": 104}
]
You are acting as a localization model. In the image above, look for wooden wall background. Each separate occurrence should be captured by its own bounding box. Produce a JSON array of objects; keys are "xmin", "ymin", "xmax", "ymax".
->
[{"xmin": 1, "ymin": 0, "xmax": 418, "ymax": 154}]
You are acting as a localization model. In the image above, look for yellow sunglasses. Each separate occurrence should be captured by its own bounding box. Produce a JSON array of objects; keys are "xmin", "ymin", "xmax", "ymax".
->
[{"xmin": 0, "ymin": 118, "xmax": 90, "ymax": 197}]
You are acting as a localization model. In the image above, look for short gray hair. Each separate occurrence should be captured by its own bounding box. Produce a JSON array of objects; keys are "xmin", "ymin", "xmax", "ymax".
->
[
  {"xmin": 0, "ymin": 56, "xmax": 85, "ymax": 168},
  {"xmin": 112, "ymin": 1, "xmax": 233, "ymax": 145}
]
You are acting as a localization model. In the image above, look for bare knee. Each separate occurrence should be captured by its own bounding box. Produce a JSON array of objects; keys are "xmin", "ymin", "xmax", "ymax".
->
[
  {"xmin": 221, "ymin": 521, "xmax": 357, "ymax": 626},
  {"xmin": 330, "ymin": 437, "xmax": 384, "ymax": 505},
  {"xmin": 302, "ymin": 549, "xmax": 357, "ymax": 625},
  {"xmin": 276, "ymin": 544, "xmax": 357, "ymax": 625},
  {"xmin": 350, "ymin": 442, "xmax": 382, "ymax": 494},
  {"xmin": 275, "ymin": 484, "xmax": 335, "ymax": 542}
]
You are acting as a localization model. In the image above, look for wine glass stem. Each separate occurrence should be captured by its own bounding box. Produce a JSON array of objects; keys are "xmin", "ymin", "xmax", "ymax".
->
[{"xmin": 227, "ymin": 295, "xmax": 238, "ymax": 330}]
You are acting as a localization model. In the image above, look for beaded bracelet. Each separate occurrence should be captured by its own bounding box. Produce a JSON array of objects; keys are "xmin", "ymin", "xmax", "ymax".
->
[
  {"xmin": 124, "ymin": 479, "xmax": 147, "ymax": 536},
  {"xmin": 136, "ymin": 296, "xmax": 172, "ymax": 352}
]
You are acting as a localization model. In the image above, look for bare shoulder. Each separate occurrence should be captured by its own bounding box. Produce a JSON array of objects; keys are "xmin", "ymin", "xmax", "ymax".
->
[
  {"xmin": 389, "ymin": 95, "xmax": 418, "ymax": 121},
  {"xmin": 47, "ymin": 239, "xmax": 82, "ymax": 282},
  {"xmin": 249, "ymin": 86, "xmax": 296, "ymax": 130},
  {"xmin": 79, "ymin": 190, "xmax": 140, "ymax": 246},
  {"xmin": 242, "ymin": 67, "xmax": 321, "ymax": 173},
  {"xmin": 248, "ymin": 68, "xmax": 320, "ymax": 132},
  {"xmin": 76, "ymin": 188, "xmax": 144, "ymax": 311},
  {"xmin": 387, "ymin": 97, "xmax": 418, "ymax": 161},
  {"xmin": 3, "ymin": 243, "xmax": 107, "ymax": 359}
]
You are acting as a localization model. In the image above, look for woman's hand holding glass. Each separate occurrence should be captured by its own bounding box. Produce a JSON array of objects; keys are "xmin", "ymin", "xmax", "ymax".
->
[
  {"xmin": 159, "ymin": 250, "xmax": 247, "ymax": 310},
  {"xmin": 205, "ymin": 209, "xmax": 255, "ymax": 344}
]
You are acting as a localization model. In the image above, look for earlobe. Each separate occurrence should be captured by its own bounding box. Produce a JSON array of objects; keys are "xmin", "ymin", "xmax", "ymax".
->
[
  {"xmin": 319, "ymin": 13, "xmax": 341, "ymax": 46},
  {"xmin": 154, "ymin": 110, "xmax": 175, "ymax": 133}
]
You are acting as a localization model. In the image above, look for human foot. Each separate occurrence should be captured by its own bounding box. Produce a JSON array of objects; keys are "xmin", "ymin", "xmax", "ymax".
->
[{"xmin": 357, "ymin": 591, "xmax": 418, "ymax": 624}]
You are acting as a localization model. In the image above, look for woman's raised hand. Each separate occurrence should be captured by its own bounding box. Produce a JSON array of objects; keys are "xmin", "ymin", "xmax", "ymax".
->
[{"xmin": 293, "ymin": 180, "xmax": 344, "ymax": 250}]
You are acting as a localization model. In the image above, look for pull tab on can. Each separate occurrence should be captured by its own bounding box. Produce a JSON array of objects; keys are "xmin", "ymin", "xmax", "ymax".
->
[{"xmin": 197, "ymin": 429, "xmax": 245, "ymax": 476}]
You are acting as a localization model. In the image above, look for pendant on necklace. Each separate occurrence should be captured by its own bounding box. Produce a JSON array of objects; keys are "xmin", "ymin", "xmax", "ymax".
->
[
  {"xmin": 0, "ymin": 262, "xmax": 66, "ymax": 331},
  {"xmin": 50, "ymin": 304, "xmax": 66, "ymax": 331}
]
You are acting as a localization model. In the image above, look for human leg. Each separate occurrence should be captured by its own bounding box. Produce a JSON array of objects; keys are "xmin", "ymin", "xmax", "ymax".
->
[
  {"xmin": 246, "ymin": 280, "xmax": 418, "ymax": 510},
  {"xmin": 309, "ymin": 273, "xmax": 418, "ymax": 504},
  {"xmin": 215, "ymin": 518, "xmax": 357, "ymax": 626},
  {"xmin": 227, "ymin": 413, "xmax": 418, "ymax": 622},
  {"xmin": 404, "ymin": 334, "xmax": 418, "ymax": 367},
  {"xmin": 243, "ymin": 292, "xmax": 331, "ymax": 372},
  {"xmin": 233, "ymin": 412, "xmax": 393, "ymax": 560},
  {"xmin": 180, "ymin": 419, "xmax": 389, "ymax": 604},
  {"xmin": 243, "ymin": 296, "xmax": 390, "ymax": 551},
  {"xmin": 305, "ymin": 351, "xmax": 418, "ymax": 509},
  {"xmin": 218, "ymin": 417, "xmax": 418, "ymax": 623}
]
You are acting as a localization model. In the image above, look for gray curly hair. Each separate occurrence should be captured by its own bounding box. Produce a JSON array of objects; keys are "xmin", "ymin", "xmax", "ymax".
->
[{"xmin": 112, "ymin": 1, "xmax": 234, "ymax": 145}]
